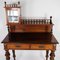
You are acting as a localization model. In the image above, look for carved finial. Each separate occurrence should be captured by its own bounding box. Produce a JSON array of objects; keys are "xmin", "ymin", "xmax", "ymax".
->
[
  {"xmin": 50, "ymin": 16, "xmax": 52, "ymax": 33},
  {"xmin": 50, "ymin": 16, "xmax": 52, "ymax": 24},
  {"xmin": 50, "ymin": 16, "xmax": 52, "ymax": 19},
  {"xmin": 4, "ymin": 2, "xmax": 6, "ymax": 7},
  {"xmin": 18, "ymin": 1, "xmax": 20, "ymax": 4}
]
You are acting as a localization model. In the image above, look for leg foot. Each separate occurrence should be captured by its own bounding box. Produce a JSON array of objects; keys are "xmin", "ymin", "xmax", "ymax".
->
[
  {"xmin": 12, "ymin": 50, "xmax": 16, "ymax": 60},
  {"xmin": 5, "ymin": 50, "xmax": 10, "ymax": 60},
  {"xmin": 50, "ymin": 50, "xmax": 55, "ymax": 60},
  {"xmin": 46, "ymin": 50, "xmax": 49, "ymax": 60}
]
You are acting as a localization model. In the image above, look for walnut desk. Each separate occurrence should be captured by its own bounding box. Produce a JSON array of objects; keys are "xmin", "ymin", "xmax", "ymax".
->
[
  {"xmin": 3, "ymin": 2, "xmax": 59, "ymax": 60},
  {"xmin": 2, "ymin": 32, "xmax": 58, "ymax": 60}
]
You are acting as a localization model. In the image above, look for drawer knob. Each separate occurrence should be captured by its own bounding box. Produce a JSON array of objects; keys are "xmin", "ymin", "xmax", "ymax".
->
[
  {"xmin": 39, "ymin": 46, "xmax": 44, "ymax": 48},
  {"xmin": 16, "ymin": 46, "xmax": 21, "ymax": 47}
]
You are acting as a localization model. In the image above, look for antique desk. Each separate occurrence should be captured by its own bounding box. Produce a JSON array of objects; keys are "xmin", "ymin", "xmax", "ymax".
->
[
  {"xmin": 2, "ymin": 2, "xmax": 59, "ymax": 60},
  {"xmin": 2, "ymin": 32, "xmax": 58, "ymax": 60}
]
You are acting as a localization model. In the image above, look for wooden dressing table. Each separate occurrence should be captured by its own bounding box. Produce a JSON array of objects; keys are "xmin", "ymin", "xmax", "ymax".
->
[
  {"xmin": 1, "ymin": 2, "xmax": 59, "ymax": 60},
  {"xmin": 2, "ymin": 32, "xmax": 58, "ymax": 60}
]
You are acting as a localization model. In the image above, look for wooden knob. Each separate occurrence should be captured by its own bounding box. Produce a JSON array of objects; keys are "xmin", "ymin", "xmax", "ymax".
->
[
  {"xmin": 50, "ymin": 16, "xmax": 52, "ymax": 19},
  {"xmin": 16, "ymin": 45, "xmax": 21, "ymax": 47},
  {"xmin": 39, "ymin": 46, "xmax": 44, "ymax": 48},
  {"xmin": 18, "ymin": 1, "xmax": 20, "ymax": 4},
  {"xmin": 4, "ymin": 2, "xmax": 6, "ymax": 7}
]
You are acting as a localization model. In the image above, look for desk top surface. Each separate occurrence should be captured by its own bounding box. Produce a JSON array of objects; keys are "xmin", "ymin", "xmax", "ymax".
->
[{"xmin": 2, "ymin": 32, "xmax": 59, "ymax": 44}]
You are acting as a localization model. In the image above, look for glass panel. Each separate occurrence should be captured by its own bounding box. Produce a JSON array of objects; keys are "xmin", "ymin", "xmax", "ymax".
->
[
  {"xmin": 14, "ymin": 11, "xmax": 18, "ymax": 16},
  {"xmin": 7, "ymin": 8, "xmax": 20, "ymax": 23},
  {"xmin": 8, "ymin": 16, "xmax": 18, "ymax": 22}
]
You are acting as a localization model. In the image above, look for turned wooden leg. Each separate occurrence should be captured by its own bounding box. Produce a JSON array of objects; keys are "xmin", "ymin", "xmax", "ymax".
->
[
  {"xmin": 5, "ymin": 50, "xmax": 10, "ymax": 60},
  {"xmin": 50, "ymin": 50, "xmax": 55, "ymax": 60},
  {"xmin": 12, "ymin": 50, "xmax": 16, "ymax": 60},
  {"xmin": 46, "ymin": 50, "xmax": 49, "ymax": 60}
]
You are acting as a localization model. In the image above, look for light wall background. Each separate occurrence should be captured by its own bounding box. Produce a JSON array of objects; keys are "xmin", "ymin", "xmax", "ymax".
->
[{"xmin": 0, "ymin": 0, "xmax": 60, "ymax": 60}]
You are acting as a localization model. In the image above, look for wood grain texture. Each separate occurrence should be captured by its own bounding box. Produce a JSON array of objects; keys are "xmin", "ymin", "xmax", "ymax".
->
[{"xmin": 4, "ymin": 43, "xmax": 56, "ymax": 50}]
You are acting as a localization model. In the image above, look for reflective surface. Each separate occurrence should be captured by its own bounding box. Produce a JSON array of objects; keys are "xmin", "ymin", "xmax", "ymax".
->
[
  {"xmin": 2, "ymin": 32, "xmax": 58, "ymax": 44},
  {"xmin": 7, "ymin": 8, "xmax": 20, "ymax": 23}
]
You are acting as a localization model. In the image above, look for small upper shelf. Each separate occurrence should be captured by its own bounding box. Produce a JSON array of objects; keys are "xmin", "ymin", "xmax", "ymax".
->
[
  {"xmin": 4, "ymin": 1, "xmax": 21, "ymax": 23},
  {"xmin": 4, "ymin": 1, "xmax": 20, "ymax": 8}
]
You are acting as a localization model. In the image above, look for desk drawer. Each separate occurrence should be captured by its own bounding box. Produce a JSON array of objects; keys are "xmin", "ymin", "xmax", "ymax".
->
[
  {"xmin": 7, "ymin": 44, "xmax": 29, "ymax": 50},
  {"xmin": 31, "ymin": 44, "xmax": 53, "ymax": 50}
]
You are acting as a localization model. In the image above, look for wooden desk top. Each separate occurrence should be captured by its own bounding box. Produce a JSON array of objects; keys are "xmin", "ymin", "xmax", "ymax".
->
[{"xmin": 2, "ymin": 32, "xmax": 59, "ymax": 44}]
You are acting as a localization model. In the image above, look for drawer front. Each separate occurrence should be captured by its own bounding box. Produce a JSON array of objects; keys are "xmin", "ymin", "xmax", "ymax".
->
[
  {"xmin": 7, "ymin": 44, "xmax": 29, "ymax": 50},
  {"xmin": 31, "ymin": 44, "xmax": 53, "ymax": 50}
]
